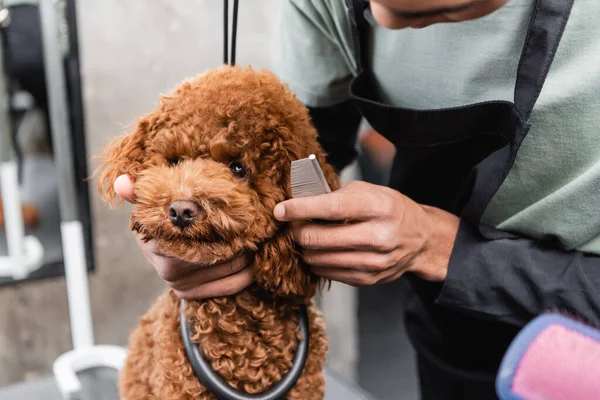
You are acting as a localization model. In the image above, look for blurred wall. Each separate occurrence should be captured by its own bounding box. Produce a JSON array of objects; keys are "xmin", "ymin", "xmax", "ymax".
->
[{"xmin": 0, "ymin": 0, "xmax": 294, "ymax": 385}]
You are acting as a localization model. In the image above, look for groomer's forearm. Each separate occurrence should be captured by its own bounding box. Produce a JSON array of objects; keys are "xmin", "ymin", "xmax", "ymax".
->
[
  {"xmin": 436, "ymin": 220, "xmax": 600, "ymax": 327},
  {"xmin": 308, "ymin": 100, "xmax": 362, "ymax": 172}
]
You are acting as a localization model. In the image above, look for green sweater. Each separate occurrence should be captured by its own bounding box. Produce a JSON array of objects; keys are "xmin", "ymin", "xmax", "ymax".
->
[{"xmin": 272, "ymin": 0, "xmax": 600, "ymax": 255}]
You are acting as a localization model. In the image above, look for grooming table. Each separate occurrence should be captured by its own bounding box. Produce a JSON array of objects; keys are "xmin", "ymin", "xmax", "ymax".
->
[{"xmin": 0, "ymin": 366, "xmax": 376, "ymax": 400}]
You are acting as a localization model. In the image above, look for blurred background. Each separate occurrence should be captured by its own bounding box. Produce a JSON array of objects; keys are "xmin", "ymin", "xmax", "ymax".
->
[{"xmin": 0, "ymin": 1, "xmax": 417, "ymax": 399}]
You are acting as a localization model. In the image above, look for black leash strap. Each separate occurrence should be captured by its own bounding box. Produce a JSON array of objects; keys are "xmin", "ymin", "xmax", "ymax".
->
[
  {"xmin": 180, "ymin": 298, "xmax": 310, "ymax": 400},
  {"xmin": 223, "ymin": 0, "xmax": 239, "ymax": 66}
]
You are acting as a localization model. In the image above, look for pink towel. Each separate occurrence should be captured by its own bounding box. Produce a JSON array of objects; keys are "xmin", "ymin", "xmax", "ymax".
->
[
  {"xmin": 496, "ymin": 313, "xmax": 600, "ymax": 400},
  {"xmin": 513, "ymin": 324, "xmax": 600, "ymax": 400}
]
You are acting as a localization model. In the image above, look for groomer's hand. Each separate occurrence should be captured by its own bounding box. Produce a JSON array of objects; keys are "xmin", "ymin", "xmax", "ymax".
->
[
  {"xmin": 113, "ymin": 175, "xmax": 253, "ymax": 300},
  {"xmin": 274, "ymin": 181, "xmax": 460, "ymax": 286}
]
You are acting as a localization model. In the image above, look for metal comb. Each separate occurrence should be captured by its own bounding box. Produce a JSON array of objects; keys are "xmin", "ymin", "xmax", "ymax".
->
[{"xmin": 290, "ymin": 154, "xmax": 331, "ymax": 198}]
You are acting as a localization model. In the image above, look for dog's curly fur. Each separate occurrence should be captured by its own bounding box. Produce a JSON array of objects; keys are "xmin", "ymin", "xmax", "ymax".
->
[{"xmin": 95, "ymin": 66, "xmax": 340, "ymax": 399}]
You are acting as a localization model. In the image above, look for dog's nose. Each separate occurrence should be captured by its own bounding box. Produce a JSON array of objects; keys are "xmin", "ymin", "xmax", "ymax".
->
[{"xmin": 168, "ymin": 200, "xmax": 200, "ymax": 229}]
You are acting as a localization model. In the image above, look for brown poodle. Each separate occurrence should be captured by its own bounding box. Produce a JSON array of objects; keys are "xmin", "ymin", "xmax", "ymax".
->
[{"xmin": 95, "ymin": 66, "xmax": 340, "ymax": 399}]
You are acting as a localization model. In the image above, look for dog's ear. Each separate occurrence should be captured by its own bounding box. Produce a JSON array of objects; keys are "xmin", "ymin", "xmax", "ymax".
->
[
  {"xmin": 254, "ymin": 228, "xmax": 320, "ymax": 299},
  {"xmin": 94, "ymin": 120, "xmax": 148, "ymax": 206},
  {"xmin": 252, "ymin": 119, "xmax": 338, "ymax": 298}
]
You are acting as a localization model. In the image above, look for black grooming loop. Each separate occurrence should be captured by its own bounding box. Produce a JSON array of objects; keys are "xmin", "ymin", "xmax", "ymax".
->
[
  {"xmin": 223, "ymin": 0, "xmax": 239, "ymax": 66},
  {"xmin": 180, "ymin": 299, "xmax": 310, "ymax": 400}
]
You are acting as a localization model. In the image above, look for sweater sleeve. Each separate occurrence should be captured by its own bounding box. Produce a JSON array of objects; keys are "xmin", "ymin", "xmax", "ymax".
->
[
  {"xmin": 437, "ymin": 220, "xmax": 600, "ymax": 327},
  {"xmin": 271, "ymin": 0, "xmax": 361, "ymax": 171},
  {"xmin": 271, "ymin": 0, "xmax": 356, "ymax": 108}
]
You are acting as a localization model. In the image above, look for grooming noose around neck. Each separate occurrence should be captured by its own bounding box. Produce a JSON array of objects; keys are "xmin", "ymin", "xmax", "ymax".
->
[{"xmin": 179, "ymin": 299, "xmax": 310, "ymax": 400}]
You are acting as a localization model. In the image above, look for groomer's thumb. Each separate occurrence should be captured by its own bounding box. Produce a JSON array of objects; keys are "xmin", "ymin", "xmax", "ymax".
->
[
  {"xmin": 274, "ymin": 203, "xmax": 286, "ymax": 220},
  {"xmin": 114, "ymin": 174, "xmax": 136, "ymax": 203}
]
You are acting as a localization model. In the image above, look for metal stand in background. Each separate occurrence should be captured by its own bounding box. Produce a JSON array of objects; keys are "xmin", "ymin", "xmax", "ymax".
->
[
  {"xmin": 0, "ymin": 7, "xmax": 44, "ymax": 280},
  {"xmin": 38, "ymin": 0, "xmax": 126, "ymax": 398}
]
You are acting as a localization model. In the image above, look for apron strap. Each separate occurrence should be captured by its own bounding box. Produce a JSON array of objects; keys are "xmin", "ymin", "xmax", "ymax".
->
[
  {"xmin": 514, "ymin": 0, "xmax": 574, "ymax": 121},
  {"xmin": 345, "ymin": 0, "xmax": 369, "ymax": 73},
  {"xmin": 346, "ymin": 0, "xmax": 575, "ymax": 122}
]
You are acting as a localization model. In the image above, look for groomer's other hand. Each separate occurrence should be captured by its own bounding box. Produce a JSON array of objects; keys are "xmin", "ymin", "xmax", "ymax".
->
[
  {"xmin": 113, "ymin": 175, "xmax": 253, "ymax": 300},
  {"xmin": 274, "ymin": 181, "xmax": 460, "ymax": 286}
]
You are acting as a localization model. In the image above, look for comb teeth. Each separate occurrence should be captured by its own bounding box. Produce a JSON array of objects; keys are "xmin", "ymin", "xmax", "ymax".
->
[{"xmin": 290, "ymin": 154, "xmax": 331, "ymax": 198}]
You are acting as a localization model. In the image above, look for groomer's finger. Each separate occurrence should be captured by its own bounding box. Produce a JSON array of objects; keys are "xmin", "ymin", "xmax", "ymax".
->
[
  {"xmin": 136, "ymin": 235, "xmax": 250, "ymax": 283},
  {"xmin": 292, "ymin": 220, "xmax": 398, "ymax": 252},
  {"xmin": 114, "ymin": 174, "xmax": 136, "ymax": 203},
  {"xmin": 159, "ymin": 254, "xmax": 250, "ymax": 288},
  {"xmin": 174, "ymin": 267, "xmax": 254, "ymax": 300},
  {"xmin": 303, "ymin": 249, "xmax": 400, "ymax": 272},
  {"xmin": 310, "ymin": 266, "xmax": 381, "ymax": 287},
  {"xmin": 274, "ymin": 181, "xmax": 391, "ymax": 222}
]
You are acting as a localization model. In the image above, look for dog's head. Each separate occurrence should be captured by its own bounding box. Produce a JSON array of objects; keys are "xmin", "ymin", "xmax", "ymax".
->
[{"xmin": 95, "ymin": 66, "xmax": 340, "ymax": 298}]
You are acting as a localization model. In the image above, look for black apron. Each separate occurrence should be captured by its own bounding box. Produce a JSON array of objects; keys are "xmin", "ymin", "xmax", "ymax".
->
[{"xmin": 345, "ymin": 1, "xmax": 574, "ymax": 398}]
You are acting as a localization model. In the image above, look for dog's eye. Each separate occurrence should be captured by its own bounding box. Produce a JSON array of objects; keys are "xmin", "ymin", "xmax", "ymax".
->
[
  {"xmin": 167, "ymin": 156, "xmax": 181, "ymax": 166},
  {"xmin": 228, "ymin": 161, "xmax": 247, "ymax": 178}
]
